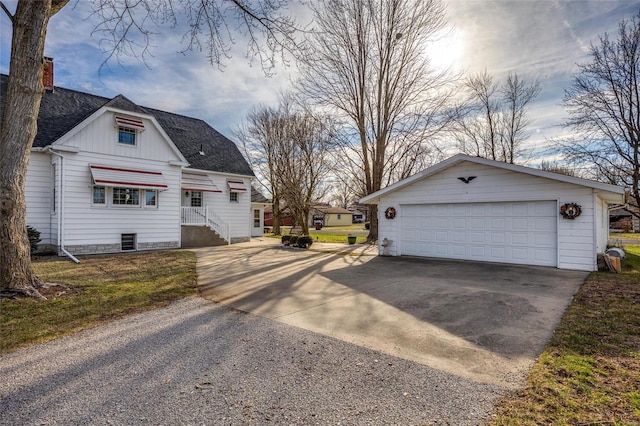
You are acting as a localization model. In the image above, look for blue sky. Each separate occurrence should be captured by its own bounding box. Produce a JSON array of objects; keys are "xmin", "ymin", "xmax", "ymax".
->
[{"xmin": 1, "ymin": 0, "xmax": 639, "ymax": 158}]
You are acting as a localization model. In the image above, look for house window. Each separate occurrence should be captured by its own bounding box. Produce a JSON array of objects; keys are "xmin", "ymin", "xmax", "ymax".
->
[
  {"xmin": 230, "ymin": 192, "xmax": 238, "ymax": 202},
  {"xmin": 190, "ymin": 191, "xmax": 202, "ymax": 207},
  {"xmin": 337, "ymin": 214, "xmax": 342, "ymax": 220},
  {"xmin": 145, "ymin": 190, "xmax": 157, "ymax": 207},
  {"xmin": 93, "ymin": 186, "xmax": 106, "ymax": 205},
  {"xmin": 113, "ymin": 187, "xmax": 139, "ymax": 205},
  {"xmin": 121, "ymin": 233, "xmax": 136, "ymax": 251},
  {"xmin": 118, "ymin": 127, "xmax": 136, "ymax": 145},
  {"xmin": 253, "ymin": 209, "xmax": 260, "ymax": 228}
]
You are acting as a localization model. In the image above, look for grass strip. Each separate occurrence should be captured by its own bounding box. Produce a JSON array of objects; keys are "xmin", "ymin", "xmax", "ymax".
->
[
  {"xmin": 0, "ymin": 250, "xmax": 197, "ymax": 354},
  {"xmin": 490, "ymin": 245, "xmax": 640, "ymax": 425}
]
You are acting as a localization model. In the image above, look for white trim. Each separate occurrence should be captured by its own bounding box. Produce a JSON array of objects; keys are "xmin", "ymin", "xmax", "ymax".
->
[
  {"xmin": 50, "ymin": 106, "xmax": 188, "ymax": 164},
  {"xmin": 360, "ymin": 154, "xmax": 626, "ymax": 204}
]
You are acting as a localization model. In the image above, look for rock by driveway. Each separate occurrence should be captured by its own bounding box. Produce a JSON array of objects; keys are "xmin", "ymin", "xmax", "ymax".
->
[{"xmin": 197, "ymin": 239, "xmax": 587, "ymax": 389}]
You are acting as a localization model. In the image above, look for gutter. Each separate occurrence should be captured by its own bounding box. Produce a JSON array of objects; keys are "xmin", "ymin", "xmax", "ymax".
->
[{"xmin": 46, "ymin": 147, "xmax": 80, "ymax": 263}]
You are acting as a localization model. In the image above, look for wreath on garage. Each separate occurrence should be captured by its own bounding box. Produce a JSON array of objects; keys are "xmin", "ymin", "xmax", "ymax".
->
[
  {"xmin": 560, "ymin": 202, "xmax": 582, "ymax": 220},
  {"xmin": 384, "ymin": 207, "xmax": 396, "ymax": 220}
]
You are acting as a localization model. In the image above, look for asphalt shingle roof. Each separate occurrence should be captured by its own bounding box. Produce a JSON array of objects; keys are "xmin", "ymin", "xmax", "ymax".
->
[{"xmin": 0, "ymin": 74, "xmax": 254, "ymax": 177}]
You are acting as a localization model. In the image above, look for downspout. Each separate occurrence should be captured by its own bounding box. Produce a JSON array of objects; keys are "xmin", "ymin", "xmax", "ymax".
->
[{"xmin": 47, "ymin": 148, "xmax": 80, "ymax": 263}]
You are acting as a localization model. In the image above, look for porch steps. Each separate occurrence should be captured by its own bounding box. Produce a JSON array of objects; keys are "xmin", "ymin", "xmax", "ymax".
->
[{"xmin": 181, "ymin": 225, "xmax": 228, "ymax": 248}]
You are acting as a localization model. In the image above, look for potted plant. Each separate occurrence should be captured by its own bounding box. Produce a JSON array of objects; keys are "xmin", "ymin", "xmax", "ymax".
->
[{"xmin": 347, "ymin": 235, "xmax": 357, "ymax": 245}]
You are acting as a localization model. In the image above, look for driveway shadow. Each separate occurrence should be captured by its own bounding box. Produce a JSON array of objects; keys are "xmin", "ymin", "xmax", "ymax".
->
[{"xmin": 195, "ymin": 244, "xmax": 587, "ymax": 388}]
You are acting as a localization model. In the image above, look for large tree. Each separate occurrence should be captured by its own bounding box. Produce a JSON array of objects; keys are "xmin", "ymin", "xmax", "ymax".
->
[
  {"xmin": 453, "ymin": 71, "xmax": 540, "ymax": 164},
  {"xmin": 297, "ymin": 0, "xmax": 454, "ymax": 241},
  {"xmin": 560, "ymin": 11, "xmax": 640, "ymax": 216},
  {"xmin": 0, "ymin": 0, "xmax": 297, "ymax": 298},
  {"xmin": 238, "ymin": 104, "xmax": 288, "ymax": 235},
  {"xmin": 239, "ymin": 98, "xmax": 333, "ymax": 235}
]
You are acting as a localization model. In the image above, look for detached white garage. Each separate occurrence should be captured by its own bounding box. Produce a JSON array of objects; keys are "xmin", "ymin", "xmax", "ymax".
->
[{"xmin": 360, "ymin": 154, "xmax": 627, "ymax": 271}]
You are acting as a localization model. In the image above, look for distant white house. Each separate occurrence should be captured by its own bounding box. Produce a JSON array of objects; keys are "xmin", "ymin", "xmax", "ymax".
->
[
  {"xmin": 361, "ymin": 154, "xmax": 627, "ymax": 271},
  {"xmin": 3, "ymin": 59, "xmax": 256, "ymax": 257}
]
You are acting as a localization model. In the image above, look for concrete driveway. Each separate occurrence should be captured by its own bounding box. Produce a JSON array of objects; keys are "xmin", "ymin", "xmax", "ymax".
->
[{"xmin": 195, "ymin": 239, "xmax": 587, "ymax": 389}]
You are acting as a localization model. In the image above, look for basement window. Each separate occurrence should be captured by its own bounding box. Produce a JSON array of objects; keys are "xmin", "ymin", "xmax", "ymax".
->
[{"xmin": 121, "ymin": 233, "xmax": 136, "ymax": 251}]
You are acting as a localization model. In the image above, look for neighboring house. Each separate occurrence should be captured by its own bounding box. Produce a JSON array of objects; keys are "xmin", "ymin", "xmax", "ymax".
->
[
  {"xmin": 310, "ymin": 206, "xmax": 353, "ymax": 227},
  {"xmin": 350, "ymin": 209, "xmax": 365, "ymax": 223},
  {"xmin": 610, "ymin": 203, "xmax": 639, "ymax": 232},
  {"xmin": 2, "ymin": 60, "xmax": 255, "ymax": 257},
  {"xmin": 250, "ymin": 187, "xmax": 271, "ymax": 236},
  {"xmin": 360, "ymin": 154, "xmax": 626, "ymax": 271},
  {"xmin": 264, "ymin": 206, "xmax": 295, "ymax": 227}
]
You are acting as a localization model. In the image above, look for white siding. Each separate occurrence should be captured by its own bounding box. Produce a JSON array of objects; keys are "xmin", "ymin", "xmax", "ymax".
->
[
  {"xmin": 25, "ymin": 152, "xmax": 54, "ymax": 245},
  {"xmin": 60, "ymin": 152, "xmax": 182, "ymax": 249},
  {"xmin": 377, "ymin": 161, "xmax": 598, "ymax": 271},
  {"xmin": 50, "ymin": 110, "xmax": 186, "ymax": 252},
  {"xmin": 182, "ymin": 173, "xmax": 252, "ymax": 240},
  {"xmin": 595, "ymin": 196, "xmax": 609, "ymax": 254},
  {"xmin": 55, "ymin": 112, "xmax": 180, "ymax": 163}
]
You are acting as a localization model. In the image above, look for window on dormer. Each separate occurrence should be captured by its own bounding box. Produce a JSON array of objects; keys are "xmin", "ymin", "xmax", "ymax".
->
[{"xmin": 118, "ymin": 126, "xmax": 136, "ymax": 145}]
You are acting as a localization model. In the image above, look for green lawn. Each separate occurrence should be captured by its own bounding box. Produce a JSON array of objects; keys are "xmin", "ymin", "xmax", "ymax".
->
[
  {"xmin": 490, "ymin": 245, "xmax": 640, "ymax": 424},
  {"xmin": 0, "ymin": 250, "xmax": 198, "ymax": 353},
  {"xmin": 610, "ymin": 232, "xmax": 640, "ymax": 241}
]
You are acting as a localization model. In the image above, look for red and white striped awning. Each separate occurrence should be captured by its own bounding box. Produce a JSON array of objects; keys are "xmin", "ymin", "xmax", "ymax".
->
[
  {"xmin": 182, "ymin": 172, "xmax": 222, "ymax": 193},
  {"xmin": 114, "ymin": 115, "xmax": 145, "ymax": 130},
  {"xmin": 227, "ymin": 179, "xmax": 248, "ymax": 192},
  {"xmin": 90, "ymin": 165, "xmax": 167, "ymax": 190}
]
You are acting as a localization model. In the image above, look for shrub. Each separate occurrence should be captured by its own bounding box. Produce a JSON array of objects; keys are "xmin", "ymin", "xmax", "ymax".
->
[
  {"xmin": 281, "ymin": 235, "xmax": 291, "ymax": 245},
  {"xmin": 296, "ymin": 236, "xmax": 313, "ymax": 249},
  {"xmin": 27, "ymin": 226, "xmax": 41, "ymax": 254},
  {"xmin": 289, "ymin": 235, "xmax": 299, "ymax": 246},
  {"xmin": 364, "ymin": 222, "xmax": 370, "ymax": 230}
]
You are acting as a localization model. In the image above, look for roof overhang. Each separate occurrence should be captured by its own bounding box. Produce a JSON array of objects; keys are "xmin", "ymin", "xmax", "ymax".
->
[
  {"xmin": 360, "ymin": 154, "xmax": 627, "ymax": 205},
  {"xmin": 90, "ymin": 164, "xmax": 168, "ymax": 191}
]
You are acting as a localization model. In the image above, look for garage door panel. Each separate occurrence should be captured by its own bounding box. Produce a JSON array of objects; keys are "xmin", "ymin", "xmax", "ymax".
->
[
  {"xmin": 400, "ymin": 201, "xmax": 557, "ymax": 267},
  {"xmin": 512, "ymin": 218, "xmax": 529, "ymax": 231}
]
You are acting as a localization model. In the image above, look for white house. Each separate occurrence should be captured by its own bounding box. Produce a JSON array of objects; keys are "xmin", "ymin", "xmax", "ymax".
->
[
  {"xmin": 360, "ymin": 154, "xmax": 627, "ymax": 271},
  {"xmin": 3, "ymin": 60, "xmax": 256, "ymax": 257}
]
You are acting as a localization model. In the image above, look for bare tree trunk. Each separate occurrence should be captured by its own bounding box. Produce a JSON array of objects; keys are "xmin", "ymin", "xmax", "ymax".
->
[
  {"xmin": 369, "ymin": 205, "xmax": 378, "ymax": 241},
  {"xmin": 0, "ymin": 0, "xmax": 66, "ymax": 298}
]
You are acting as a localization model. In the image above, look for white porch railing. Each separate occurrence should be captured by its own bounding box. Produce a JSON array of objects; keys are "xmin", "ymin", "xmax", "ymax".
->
[{"xmin": 181, "ymin": 206, "xmax": 230, "ymax": 244}]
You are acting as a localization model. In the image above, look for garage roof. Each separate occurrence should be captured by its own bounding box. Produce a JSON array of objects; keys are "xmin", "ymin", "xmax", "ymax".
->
[{"xmin": 360, "ymin": 154, "xmax": 627, "ymax": 205}]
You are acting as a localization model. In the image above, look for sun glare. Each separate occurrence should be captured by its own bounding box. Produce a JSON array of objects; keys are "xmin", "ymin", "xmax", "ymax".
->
[{"xmin": 427, "ymin": 28, "xmax": 466, "ymax": 72}]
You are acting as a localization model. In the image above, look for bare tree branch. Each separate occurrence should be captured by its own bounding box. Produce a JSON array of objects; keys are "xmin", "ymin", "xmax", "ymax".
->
[
  {"xmin": 559, "ymin": 10, "xmax": 640, "ymax": 216},
  {"xmin": 297, "ymin": 0, "xmax": 455, "ymax": 240}
]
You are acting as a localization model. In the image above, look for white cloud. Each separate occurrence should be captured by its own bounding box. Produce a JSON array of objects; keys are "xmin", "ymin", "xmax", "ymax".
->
[{"xmin": 2, "ymin": 0, "xmax": 638, "ymax": 154}]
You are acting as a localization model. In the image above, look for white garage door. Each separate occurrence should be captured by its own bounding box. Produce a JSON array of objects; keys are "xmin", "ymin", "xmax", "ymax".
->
[{"xmin": 400, "ymin": 201, "xmax": 557, "ymax": 267}]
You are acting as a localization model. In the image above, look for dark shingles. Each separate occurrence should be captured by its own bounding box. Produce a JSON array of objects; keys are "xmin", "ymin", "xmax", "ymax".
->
[
  {"xmin": 251, "ymin": 187, "xmax": 270, "ymax": 203},
  {"xmin": 0, "ymin": 74, "xmax": 253, "ymax": 176},
  {"xmin": 145, "ymin": 107, "xmax": 254, "ymax": 176}
]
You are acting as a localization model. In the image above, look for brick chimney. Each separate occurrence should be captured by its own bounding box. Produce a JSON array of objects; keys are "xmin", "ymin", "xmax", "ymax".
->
[{"xmin": 43, "ymin": 57, "xmax": 54, "ymax": 91}]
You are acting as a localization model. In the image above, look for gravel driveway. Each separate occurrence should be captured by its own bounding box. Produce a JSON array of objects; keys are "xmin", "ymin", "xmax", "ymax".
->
[{"xmin": 1, "ymin": 297, "xmax": 505, "ymax": 425}]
